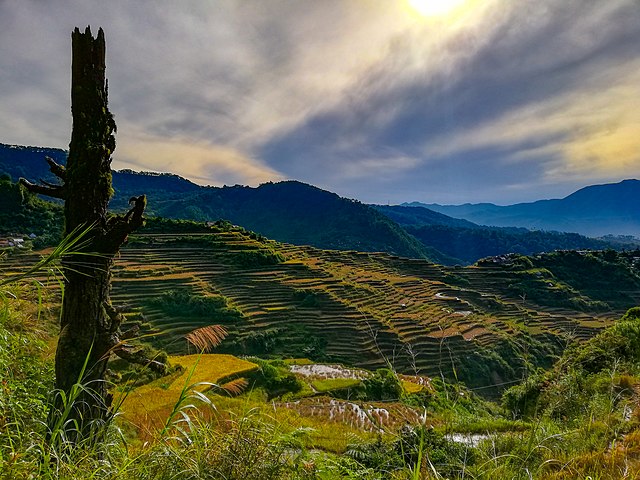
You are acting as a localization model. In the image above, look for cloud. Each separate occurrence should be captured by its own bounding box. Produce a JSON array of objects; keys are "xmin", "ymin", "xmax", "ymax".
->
[
  {"xmin": 337, "ymin": 151, "xmax": 421, "ymax": 181},
  {"xmin": 0, "ymin": 0, "xmax": 418, "ymax": 162},
  {"xmin": 420, "ymin": 59, "xmax": 640, "ymax": 181},
  {"xmin": 1, "ymin": 0, "xmax": 639, "ymax": 204},
  {"xmin": 259, "ymin": 0, "xmax": 640, "ymax": 202},
  {"xmin": 114, "ymin": 128, "xmax": 283, "ymax": 186}
]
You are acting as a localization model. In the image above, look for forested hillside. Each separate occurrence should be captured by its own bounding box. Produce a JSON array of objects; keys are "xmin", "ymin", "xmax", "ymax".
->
[
  {"xmin": 376, "ymin": 204, "xmax": 614, "ymax": 264},
  {"xmin": 0, "ymin": 174, "xmax": 62, "ymax": 245},
  {"xmin": 2, "ymin": 143, "xmax": 638, "ymax": 265},
  {"xmin": 0, "ymin": 144, "xmax": 443, "ymax": 261}
]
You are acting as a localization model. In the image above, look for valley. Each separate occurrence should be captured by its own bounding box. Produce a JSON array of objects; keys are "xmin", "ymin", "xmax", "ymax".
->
[
  {"xmin": 3, "ymin": 146, "xmax": 640, "ymax": 477},
  {"xmin": 4, "ymin": 222, "xmax": 637, "ymax": 392},
  {"xmin": 4, "ymin": 224, "xmax": 640, "ymax": 478},
  {"xmin": 99, "ymin": 227, "xmax": 639, "ymax": 390}
]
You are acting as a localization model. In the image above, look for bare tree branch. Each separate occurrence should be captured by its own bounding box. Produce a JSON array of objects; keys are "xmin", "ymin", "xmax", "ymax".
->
[
  {"xmin": 45, "ymin": 156, "xmax": 67, "ymax": 180},
  {"xmin": 112, "ymin": 344, "xmax": 166, "ymax": 373},
  {"xmin": 102, "ymin": 194, "xmax": 146, "ymax": 252},
  {"xmin": 40, "ymin": 179, "xmax": 63, "ymax": 189},
  {"xmin": 19, "ymin": 178, "xmax": 66, "ymax": 200},
  {"xmin": 103, "ymin": 301, "xmax": 125, "ymax": 333},
  {"xmin": 121, "ymin": 325, "xmax": 140, "ymax": 340}
]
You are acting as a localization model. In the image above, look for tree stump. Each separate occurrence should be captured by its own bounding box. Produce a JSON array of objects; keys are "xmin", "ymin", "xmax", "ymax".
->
[{"xmin": 20, "ymin": 26, "xmax": 163, "ymax": 441}]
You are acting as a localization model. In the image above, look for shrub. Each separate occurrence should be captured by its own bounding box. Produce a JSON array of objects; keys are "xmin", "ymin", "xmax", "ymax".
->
[
  {"xmin": 243, "ymin": 328, "xmax": 283, "ymax": 354},
  {"xmin": 248, "ymin": 359, "xmax": 302, "ymax": 399},
  {"xmin": 397, "ymin": 426, "xmax": 475, "ymax": 477},
  {"xmin": 233, "ymin": 249, "xmax": 284, "ymax": 267},
  {"xmin": 572, "ymin": 312, "xmax": 640, "ymax": 373},
  {"xmin": 502, "ymin": 373, "xmax": 546, "ymax": 419},
  {"xmin": 293, "ymin": 289, "xmax": 320, "ymax": 308},
  {"xmin": 363, "ymin": 369, "xmax": 403, "ymax": 401},
  {"xmin": 621, "ymin": 306, "xmax": 640, "ymax": 322},
  {"xmin": 150, "ymin": 289, "xmax": 243, "ymax": 322}
]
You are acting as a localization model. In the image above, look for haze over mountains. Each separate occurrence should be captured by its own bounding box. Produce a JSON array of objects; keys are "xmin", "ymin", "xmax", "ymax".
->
[
  {"xmin": 407, "ymin": 179, "xmax": 640, "ymax": 238},
  {"xmin": 1, "ymin": 143, "xmax": 638, "ymax": 265}
]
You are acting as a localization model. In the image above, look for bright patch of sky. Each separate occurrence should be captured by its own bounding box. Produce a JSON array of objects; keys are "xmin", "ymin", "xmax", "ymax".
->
[{"xmin": 0, "ymin": 0, "xmax": 638, "ymax": 204}]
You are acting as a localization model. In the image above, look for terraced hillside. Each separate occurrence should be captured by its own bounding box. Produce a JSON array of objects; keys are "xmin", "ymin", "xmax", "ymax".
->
[
  {"xmin": 3, "ymin": 225, "xmax": 636, "ymax": 390},
  {"xmin": 103, "ymin": 227, "xmax": 638, "ymax": 390}
]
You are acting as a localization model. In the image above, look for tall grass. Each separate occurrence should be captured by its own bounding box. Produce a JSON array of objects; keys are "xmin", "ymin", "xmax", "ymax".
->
[{"xmin": 0, "ymin": 223, "xmax": 95, "ymax": 288}]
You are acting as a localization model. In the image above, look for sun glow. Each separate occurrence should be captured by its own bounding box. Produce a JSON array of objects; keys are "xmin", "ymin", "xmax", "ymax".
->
[{"xmin": 407, "ymin": 0, "xmax": 468, "ymax": 17}]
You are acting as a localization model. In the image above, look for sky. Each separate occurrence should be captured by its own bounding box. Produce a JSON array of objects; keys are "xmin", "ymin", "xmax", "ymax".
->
[{"xmin": 0, "ymin": 0, "xmax": 639, "ymax": 205}]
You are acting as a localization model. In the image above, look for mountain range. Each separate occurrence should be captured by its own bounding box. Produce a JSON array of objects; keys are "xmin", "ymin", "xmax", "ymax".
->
[
  {"xmin": 371, "ymin": 204, "xmax": 618, "ymax": 265},
  {"xmin": 1, "ymin": 143, "xmax": 638, "ymax": 264},
  {"xmin": 406, "ymin": 179, "xmax": 640, "ymax": 237},
  {"xmin": 0, "ymin": 144, "xmax": 444, "ymax": 261}
]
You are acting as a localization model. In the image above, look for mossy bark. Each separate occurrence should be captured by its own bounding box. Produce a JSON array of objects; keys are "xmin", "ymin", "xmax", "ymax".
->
[{"xmin": 21, "ymin": 26, "xmax": 156, "ymax": 437}]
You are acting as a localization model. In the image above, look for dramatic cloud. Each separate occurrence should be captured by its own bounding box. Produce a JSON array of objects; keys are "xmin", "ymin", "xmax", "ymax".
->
[
  {"xmin": 116, "ymin": 127, "xmax": 283, "ymax": 186},
  {"xmin": 0, "ymin": 0, "xmax": 638, "ymax": 203}
]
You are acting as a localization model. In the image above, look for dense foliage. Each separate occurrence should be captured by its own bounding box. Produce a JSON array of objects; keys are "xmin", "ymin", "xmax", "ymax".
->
[
  {"xmin": 503, "ymin": 306, "xmax": 640, "ymax": 430},
  {"xmin": 150, "ymin": 289, "xmax": 244, "ymax": 321},
  {"xmin": 406, "ymin": 224, "xmax": 612, "ymax": 265},
  {"xmin": 246, "ymin": 358, "xmax": 303, "ymax": 399},
  {"xmin": 0, "ymin": 175, "xmax": 63, "ymax": 245},
  {"xmin": 532, "ymin": 249, "xmax": 640, "ymax": 308},
  {"xmin": 232, "ymin": 248, "xmax": 285, "ymax": 267},
  {"xmin": 479, "ymin": 250, "xmax": 640, "ymax": 311}
]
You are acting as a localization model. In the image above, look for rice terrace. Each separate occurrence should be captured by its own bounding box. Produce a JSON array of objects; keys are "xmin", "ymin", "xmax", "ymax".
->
[{"xmin": 108, "ymin": 227, "xmax": 627, "ymax": 386}]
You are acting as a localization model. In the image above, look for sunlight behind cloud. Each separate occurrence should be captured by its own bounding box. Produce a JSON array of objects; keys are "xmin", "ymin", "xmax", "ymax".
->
[
  {"xmin": 420, "ymin": 61, "xmax": 640, "ymax": 184},
  {"xmin": 114, "ymin": 130, "xmax": 284, "ymax": 186}
]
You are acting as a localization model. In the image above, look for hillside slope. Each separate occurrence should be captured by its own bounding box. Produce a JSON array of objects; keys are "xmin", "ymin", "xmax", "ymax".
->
[
  {"xmin": 151, "ymin": 181, "xmax": 446, "ymax": 260},
  {"xmin": 0, "ymin": 143, "xmax": 441, "ymax": 261},
  {"xmin": 410, "ymin": 179, "xmax": 640, "ymax": 237},
  {"xmin": 4, "ymin": 217, "xmax": 640, "ymax": 390},
  {"xmin": 375, "ymin": 204, "xmax": 613, "ymax": 264},
  {"xmin": 105, "ymin": 232, "xmax": 640, "ymax": 390},
  {"xmin": 372, "ymin": 204, "xmax": 480, "ymax": 229},
  {"xmin": 8, "ymin": 220, "xmax": 638, "ymax": 390},
  {"xmin": 2, "ymin": 143, "xmax": 636, "ymax": 263}
]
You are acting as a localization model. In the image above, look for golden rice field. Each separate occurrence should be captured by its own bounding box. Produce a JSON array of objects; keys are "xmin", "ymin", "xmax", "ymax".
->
[{"xmin": 119, "ymin": 354, "xmax": 258, "ymax": 435}]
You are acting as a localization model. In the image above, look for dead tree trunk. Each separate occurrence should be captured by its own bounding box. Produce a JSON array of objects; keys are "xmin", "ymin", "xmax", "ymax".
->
[{"xmin": 20, "ymin": 26, "xmax": 163, "ymax": 438}]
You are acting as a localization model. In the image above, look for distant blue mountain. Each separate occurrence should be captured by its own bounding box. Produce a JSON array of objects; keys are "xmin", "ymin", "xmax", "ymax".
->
[
  {"xmin": 372, "ymin": 204, "xmax": 480, "ymax": 229},
  {"xmin": 405, "ymin": 179, "xmax": 640, "ymax": 237},
  {"xmin": 374, "ymin": 204, "xmax": 616, "ymax": 265}
]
